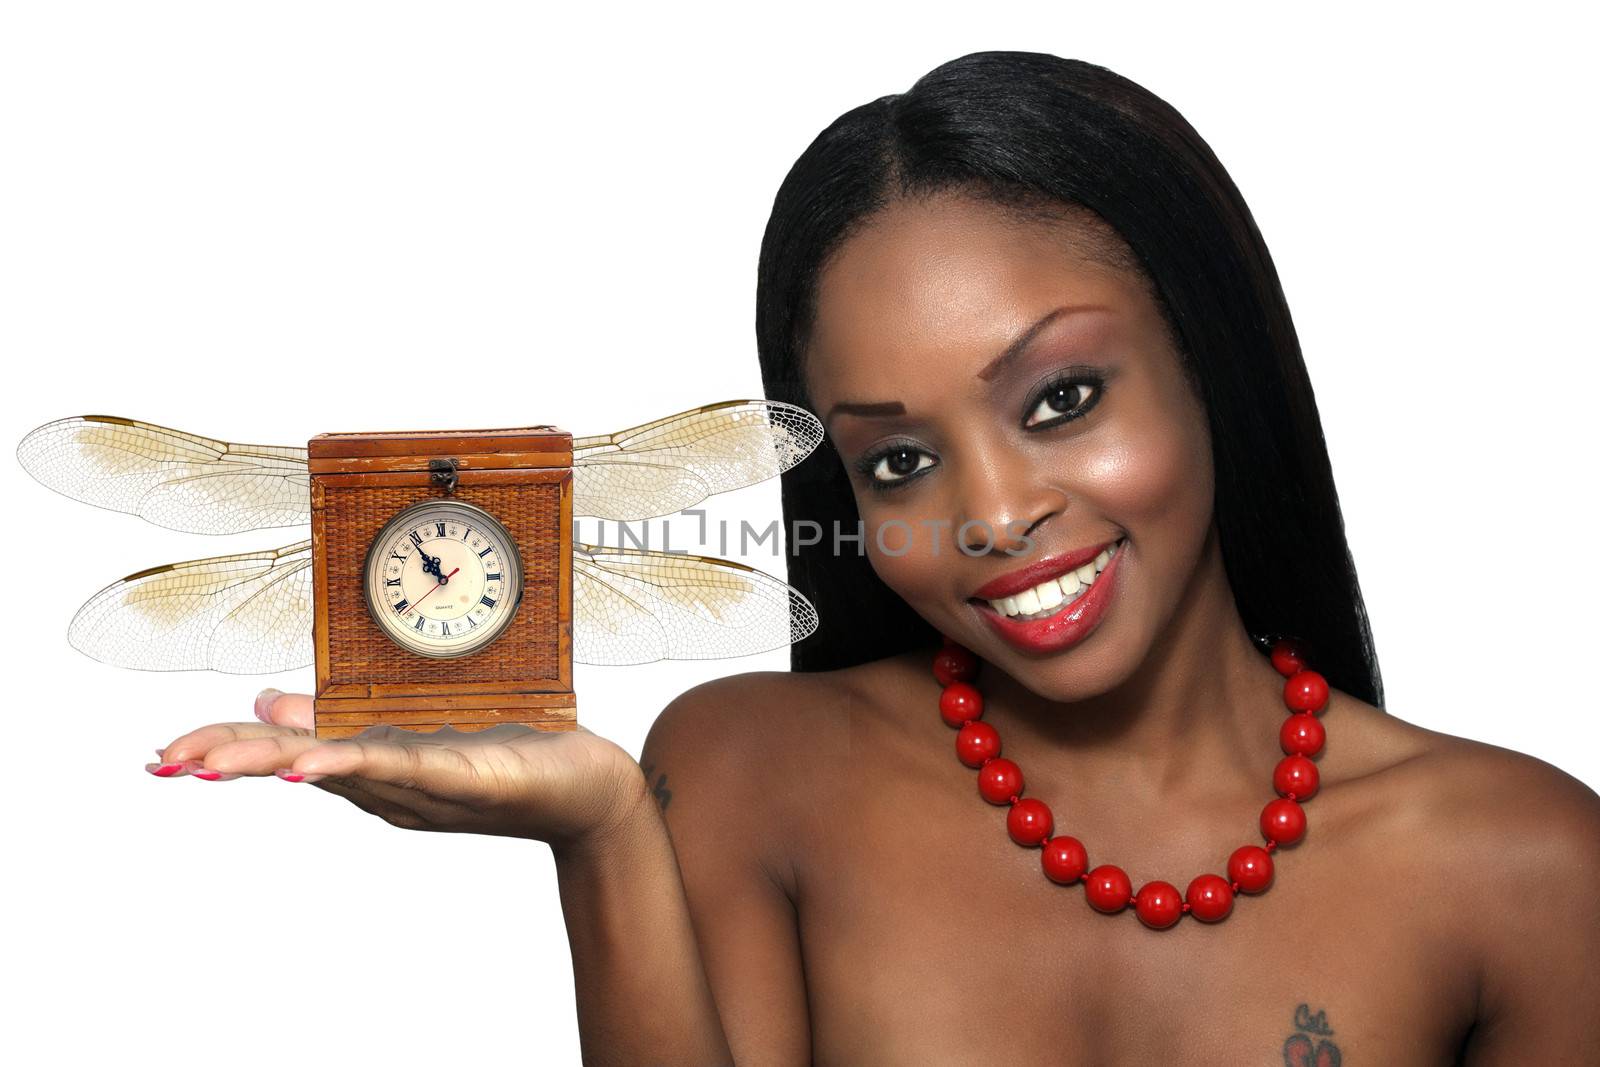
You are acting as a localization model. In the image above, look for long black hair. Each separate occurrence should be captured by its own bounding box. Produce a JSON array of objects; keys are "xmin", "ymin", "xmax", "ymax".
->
[{"xmin": 755, "ymin": 51, "xmax": 1384, "ymax": 709}]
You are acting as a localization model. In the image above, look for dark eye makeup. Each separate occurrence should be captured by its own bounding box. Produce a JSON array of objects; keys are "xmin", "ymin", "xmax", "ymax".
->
[{"xmin": 850, "ymin": 366, "xmax": 1108, "ymax": 494}]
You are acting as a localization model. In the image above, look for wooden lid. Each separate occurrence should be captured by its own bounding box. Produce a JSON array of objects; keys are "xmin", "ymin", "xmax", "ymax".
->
[{"xmin": 309, "ymin": 426, "xmax": 571, "ymax": 461}]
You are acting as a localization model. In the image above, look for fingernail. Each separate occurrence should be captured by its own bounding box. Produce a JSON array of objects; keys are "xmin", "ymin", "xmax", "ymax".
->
[
  {"xmin": 275, "ymin": 768, "xmax": 325, "ymax": 783},
  {"xmin": 146, "ymin": 762, "xmax": 190, "ymax": 778},
  {"xmin": 254, "ymin": 688, "xmax": 284, "ymax": 723},
  {"xmin": 192, "ymin": 769, "xmax": 239, "ymax": 781}
]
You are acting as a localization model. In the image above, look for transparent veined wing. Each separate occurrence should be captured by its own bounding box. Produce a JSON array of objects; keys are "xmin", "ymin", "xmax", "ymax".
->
[
  {"xmin": 571, "ymin": 399, "xmax": 823, "ymax": 520},
  {"xmin": 69, "ymin": 540, "xmax": 314, "ymax": 673},
  {"xmin": 572, "ymin": 541, "xmax": 818, "ymax": 665},
  {"xmin": 17, "ymin": 415, "xmax": 311, "ymax": 534}
]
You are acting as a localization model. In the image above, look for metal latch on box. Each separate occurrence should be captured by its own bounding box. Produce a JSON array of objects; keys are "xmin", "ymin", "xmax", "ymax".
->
[{"xmin": 429, "ymin": 458, "xmax": 460, "ymax": 495}]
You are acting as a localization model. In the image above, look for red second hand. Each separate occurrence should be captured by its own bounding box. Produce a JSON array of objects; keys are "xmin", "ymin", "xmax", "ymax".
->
[{"xmin": 406, "ymin": 566, "xmax": 459, "ymax": 616}]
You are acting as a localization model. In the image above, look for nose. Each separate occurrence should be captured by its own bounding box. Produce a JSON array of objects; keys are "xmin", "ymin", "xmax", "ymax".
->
[{"xmin": 956, "ymin": 459, "xmax": 1067, "ymax": 556}]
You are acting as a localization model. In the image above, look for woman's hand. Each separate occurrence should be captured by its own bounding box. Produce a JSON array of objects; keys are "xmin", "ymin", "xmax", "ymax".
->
[{"xmin": 149, "ymin": 690, "xmax": 651, "ymax": 850}]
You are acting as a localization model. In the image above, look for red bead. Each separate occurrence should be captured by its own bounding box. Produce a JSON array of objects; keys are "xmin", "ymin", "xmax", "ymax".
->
[
  {"xmin": 1227, "ymin": 844, "xmax": 1274, "ymax": 892},
  {"xmin": 1270, "ymin": 638, "xmax": 1307, "ymax": 677},
  {"xmin": 932, "ymin": 645, "xmax": 979, "ymax": 686},
  {"xmin": 1041, "ymin": 835, "xmax": 1088, "ymax": 884},
  {"xmin": 955, "ymin": 721, "xmax": 1000, "ymax": 768},
  {"xmin": 1084, "ymin": 865, "xmax": 1132, "ymax": 913},
  {"xmin": 1260, "ymin": 797, "xmax": 1307, "ymax": 845},
  {"xmin": 939, "ymin": 682, "xmax": 984, "ymax": 728},
  {"xmin": 1273, "ymin": 754, "xmax": 1319, "ymax": 800},
  {"xmin": 1133, "ymin": 881, "xmax": 1183, "ymax": 929},
  {"xmin": 1007, "ymin": 798, "xmax": 1053, "ymax": 846},
  {"xmin": 1279, "ymin": 713, "xmax": 1325, "ymax": 757},
  {"xmin": 977, "ymin": 758, "xmax": 1023, "ymax": 805},
  {"xmin": 1283, "ymin": 670, "xmax": 1329, "ymax": 714},
  {"xmin": 1185, "ymin": 874, "xmax": 1235, "ymax": 922}
]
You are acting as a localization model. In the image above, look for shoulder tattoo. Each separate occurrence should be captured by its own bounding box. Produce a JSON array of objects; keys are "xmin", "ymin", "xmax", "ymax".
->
[{"xmin": 638, "ymin": 760, "xmax": 673, "ymax": 813}]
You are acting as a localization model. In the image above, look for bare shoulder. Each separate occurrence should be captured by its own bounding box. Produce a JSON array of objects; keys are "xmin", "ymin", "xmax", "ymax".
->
[
  {"xmin": 1329, "ymin": 690, "xmax": 1598, "ymax": 852},
  {"xmin": 638, "ymin": 655, "xmax": 913, "ymax": 884},
  {"xmin": 643, "ymin": 663, "xmax": 857, "ymax": 764},
  {"xmin": 1414, "ymin": 721, "xmax": 1600, "ymax": 883},
  {"xmin": 642, "ymin": 650, "xmax": 920, "ymax": 770},
  {"xmin": 639, "ymin": 651, "xmax": 925, "ymax": 776},
  {"xmin": 1369, "ymin": 705, "xmax": 1600, "ymax": 1050},
  {"xmin": 1353, "ymin": 701, "xmax": 1600, "ymax": 846},
  {"xmin": 1336, "ymin": 695, "xmax": 1600, "ymax": 989}
]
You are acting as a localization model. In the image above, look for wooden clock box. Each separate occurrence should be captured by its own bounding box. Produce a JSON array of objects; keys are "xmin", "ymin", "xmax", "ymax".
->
[{"xmin": 307, "ymin": 427, "xmax": 576, "ymax": 739}]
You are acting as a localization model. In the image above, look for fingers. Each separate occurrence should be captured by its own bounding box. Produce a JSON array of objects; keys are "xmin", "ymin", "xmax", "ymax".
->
[
  {"xmin": 146, "ymin": 696, "xmax": 487, "ymax": 835},
  {"xmin": 149, "ymin": 690, "xmax": 314, "ymax": 771},
  {"xmin": 144, "ymin": 757, "xmax": 209, "ymax": 779},
  {"xmin": 155, "ymin": 729, "xmax": 321, "ymax": 779},
  {"xmin": 158, "ymin": 718, "xmax": 310, "ymax": 761},
  {"xmin": 152, "ymin": 714, "xmax": 539, "ymax": 839},
  {"xmin": 254, "ymin": 689, "xmax": 313, "ymax": 730},
  {"xmin": 284, "ymin": 730, "xmax": 484, "ymax": 798}
]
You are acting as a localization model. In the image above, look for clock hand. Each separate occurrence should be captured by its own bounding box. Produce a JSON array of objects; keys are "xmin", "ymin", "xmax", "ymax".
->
[
  {"xmin": 405, "ymin": 566, "xmax": 460, "ymax": 616},
  {"xmin": 419, "ymin": 550, "xmax": 443, "ymax": 579}
]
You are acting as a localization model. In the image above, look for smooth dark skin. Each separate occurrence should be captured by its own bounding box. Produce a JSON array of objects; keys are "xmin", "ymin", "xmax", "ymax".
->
[{"xmin": 158, "ymin": 191, "xmax": 1600, "ymax": 1066}]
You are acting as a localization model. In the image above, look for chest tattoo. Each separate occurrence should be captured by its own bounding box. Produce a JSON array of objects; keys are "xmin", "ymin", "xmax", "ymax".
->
[{"xmin": 1283, "ymin": 1002, "xmax": 1341, "ymax": 1066}]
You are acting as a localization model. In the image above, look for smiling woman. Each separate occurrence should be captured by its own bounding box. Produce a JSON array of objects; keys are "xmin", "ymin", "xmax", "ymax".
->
[
  {"xmin": 145, "ymin": 49, "xmax": 1599, "ymax": 1067},
  {"xmin": 629, "ymin": 49, "xmax": 1600, "ymax": 1065}
]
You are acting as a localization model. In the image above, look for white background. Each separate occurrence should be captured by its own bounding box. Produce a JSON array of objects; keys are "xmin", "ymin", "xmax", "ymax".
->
[{"xmin": 2, "ymin": 3, "xmax": 1594, "ymax": 1063}]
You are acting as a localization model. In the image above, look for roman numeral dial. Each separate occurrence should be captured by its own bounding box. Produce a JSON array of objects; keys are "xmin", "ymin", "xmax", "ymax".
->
[{"xmin": 362, "ymin": 499, "xmax": 523, "ymax": 658}]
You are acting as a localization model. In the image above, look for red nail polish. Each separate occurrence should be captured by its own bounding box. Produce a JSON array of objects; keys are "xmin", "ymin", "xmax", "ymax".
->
[
  {"xmin": 147, "ymin": 763, "xmax": 186, "ymax": 777},
  {"xmin": 276, "ymin": 769, "xmax": 305, "ymax": 782},
  {"xmin": 193, "ymin": 769, "xmax": 224, "ymax": 781}
]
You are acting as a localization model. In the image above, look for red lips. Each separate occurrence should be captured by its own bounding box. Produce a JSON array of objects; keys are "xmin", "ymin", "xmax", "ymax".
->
[{"xmin": 969, "ymin": 538, "xmax": 1120, "ymax": 601}]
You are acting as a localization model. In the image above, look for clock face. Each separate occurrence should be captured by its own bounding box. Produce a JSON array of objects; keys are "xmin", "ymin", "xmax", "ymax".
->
[{"xmin": 362, "ymin": 499, "xmax": 523, "ymax": 658}]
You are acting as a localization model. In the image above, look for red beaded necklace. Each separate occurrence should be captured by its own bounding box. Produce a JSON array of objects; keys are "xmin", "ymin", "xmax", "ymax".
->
[{"xmin": 932, "ymin": 633, "xmax": 1327, "ymax": 929}]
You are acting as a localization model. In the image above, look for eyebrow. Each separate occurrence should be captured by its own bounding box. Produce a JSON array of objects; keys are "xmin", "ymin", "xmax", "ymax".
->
[{"xmin": 822, "ymin": 304, "xmax": 1108, "ymax": 426}]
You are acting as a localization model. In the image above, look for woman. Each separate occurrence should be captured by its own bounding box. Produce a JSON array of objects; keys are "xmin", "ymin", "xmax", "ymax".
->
[{"xmin": 151, "ymin": 52, "xmax": 1599, "ymax": 1065}]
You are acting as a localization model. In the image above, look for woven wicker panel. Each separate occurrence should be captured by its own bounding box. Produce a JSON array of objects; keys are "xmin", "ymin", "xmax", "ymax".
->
[{"xmin": 323, "ymin": 482, "xmax": 562, "ymax": 686}]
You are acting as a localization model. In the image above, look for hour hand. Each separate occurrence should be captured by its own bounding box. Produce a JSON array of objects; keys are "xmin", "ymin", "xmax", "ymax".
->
[{"xmin": 419, "ymin": 550, "xmax": 445, "ymax": 581}]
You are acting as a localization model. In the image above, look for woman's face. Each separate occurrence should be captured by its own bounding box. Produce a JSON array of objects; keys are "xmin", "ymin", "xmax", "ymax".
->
[{"xmin": 803, "ymin": 191, "xmax": 1216, "ymax": 701}]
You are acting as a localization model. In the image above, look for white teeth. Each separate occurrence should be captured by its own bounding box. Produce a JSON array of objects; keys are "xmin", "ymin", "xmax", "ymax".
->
[{"xmin": 985, "ymin": 539, "xmax": 1122, "ymax": 620}]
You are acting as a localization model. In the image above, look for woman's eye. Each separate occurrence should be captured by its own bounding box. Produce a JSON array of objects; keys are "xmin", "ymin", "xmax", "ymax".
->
[
  {"xmin": 863, "ymin": 445, "xmax": 935, "ymax": 487},
  {"xmin": 1024, "ymin": 378, "xmax": 1099, "ymax": 428}
]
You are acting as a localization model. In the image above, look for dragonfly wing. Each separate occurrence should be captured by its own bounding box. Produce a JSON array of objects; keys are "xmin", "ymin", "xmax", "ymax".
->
[
  {"xmin": 571, "ymin": 541, "xmax": 819, "ymax": 665},
  {"xmin": 17, "ymin": 415, "xmax": 311, "ymax": 533},
  {"xmin": 570, "ymin": 399, "xmax": 823, "ymax": 520},
  {"xmin": 68, "ymin": 539, "xmax": 314, "ymax": 674}
]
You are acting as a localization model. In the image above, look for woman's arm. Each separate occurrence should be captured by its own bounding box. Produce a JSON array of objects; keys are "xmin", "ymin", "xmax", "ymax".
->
[
  {"xmin": 552, "ymin": 782, "xmax": 736, "ymax": 1066},
  {"xmin": 551, "ymin": 677, "xmax": 812, "ymax": 1066},
  {"xmin": 620, "ymin": 677, "xmax": 815, "ymax": 1066}
]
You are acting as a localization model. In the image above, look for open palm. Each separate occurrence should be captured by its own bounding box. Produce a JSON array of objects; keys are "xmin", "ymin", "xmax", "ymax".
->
[{"xmin": 151, "ymin": 690, "xmax": 650, "ymax": 849}]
